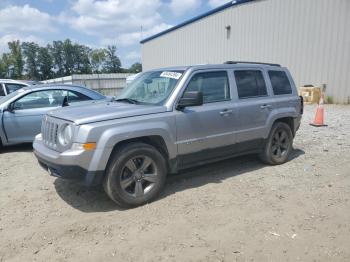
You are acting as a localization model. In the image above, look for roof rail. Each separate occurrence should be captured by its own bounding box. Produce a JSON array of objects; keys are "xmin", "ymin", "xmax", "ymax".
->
[{"xmin": 224, "ymin": 61, "xmax": 281, "ymax": 67}]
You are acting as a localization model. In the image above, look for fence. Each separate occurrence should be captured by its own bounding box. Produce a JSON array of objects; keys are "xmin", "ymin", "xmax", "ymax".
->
[{"xmin": 44, "ymin": 73, "xmax": 135, "ymax": 96}]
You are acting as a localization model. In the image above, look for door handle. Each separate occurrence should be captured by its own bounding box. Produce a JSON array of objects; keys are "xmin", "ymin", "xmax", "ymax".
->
[
  {"xmin": 219, "ymin": 109, "xmax": 233, "ymax": 116},
  {"xmin": 260, "ymin": 104, "xmax": 273, "ymax": 110}
]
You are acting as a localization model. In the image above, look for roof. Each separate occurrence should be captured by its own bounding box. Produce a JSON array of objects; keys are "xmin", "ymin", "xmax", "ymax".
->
[
  {"xmin": 140, "ymin": 0, "xmax": 256, "ymax": 44},
  {"xmin": 0, "ymin": 79, "xmax": 30, "ymax": 85},
  {"xmin": 20, "ymin": 84, "xmax": 105, "ymax": 99}
]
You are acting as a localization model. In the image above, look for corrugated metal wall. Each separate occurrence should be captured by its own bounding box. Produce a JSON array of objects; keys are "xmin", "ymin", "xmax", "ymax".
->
[
  {"xmin": 45, "ymin": 73, "xmax": 133, "ymax": 96},
  {"xmin": 142, "ymin": 0, "xmax": 350, "ymax": 103}
]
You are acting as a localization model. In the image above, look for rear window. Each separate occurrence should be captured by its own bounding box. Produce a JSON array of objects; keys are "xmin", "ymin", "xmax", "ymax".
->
[
  {"xmin": 5, "ymin": 83, "xmax": 26, "ymax": 94},
  {"xmin": 0, "ymin": 85, "xmax": 5, "ymax": 96},
  {"xmin": 268, "ymin": 71, "xmax": 292, "ymax": 95},
  {"xmin": 234, "ymin": 70, "xmax": 267, "ymax": 99}
]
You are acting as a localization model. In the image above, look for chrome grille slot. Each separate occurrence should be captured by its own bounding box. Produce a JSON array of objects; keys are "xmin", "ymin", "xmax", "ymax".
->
[{"xmin": 42, "ymin": 116, "xmax": 60, "ymax": 150}]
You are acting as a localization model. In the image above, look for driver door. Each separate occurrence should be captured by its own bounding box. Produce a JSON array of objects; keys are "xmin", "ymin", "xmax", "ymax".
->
[
  {"xmin": 175, "ymin": 70, "xmax": 235, "ymax": 168},
  {"xmin": 3, "ymin": 89, "xmax": 66, "ymax": 143}
]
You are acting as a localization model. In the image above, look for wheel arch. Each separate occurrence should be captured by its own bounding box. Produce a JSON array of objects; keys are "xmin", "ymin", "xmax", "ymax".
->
[
  {"xmin": 104, "ymin": 136, "xmax": 170, "ymax": 175},
  {"xmin": 273, "ymin": 117, "xmax": 295, "ymax": 137}
]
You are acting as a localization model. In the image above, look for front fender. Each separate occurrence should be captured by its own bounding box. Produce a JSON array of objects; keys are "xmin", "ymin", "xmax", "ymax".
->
[{"xmin": 83, "ymin": 115, "xmax": 177, "ymax": 172}]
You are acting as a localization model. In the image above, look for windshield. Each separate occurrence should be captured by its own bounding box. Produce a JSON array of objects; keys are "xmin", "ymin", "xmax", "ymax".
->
[
  {"xmin": 117, "ymin": 70, "xmax": 184, "ymax": 105},
  {"xmin": 0, "ymin": 89, "xmax": 25, "ymax": 105}
]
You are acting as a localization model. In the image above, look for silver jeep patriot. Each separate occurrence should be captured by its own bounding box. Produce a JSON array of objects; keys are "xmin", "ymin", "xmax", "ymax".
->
[{"xmin": 34, "ymin": 62, "xmax": 303, "ymax": 207}]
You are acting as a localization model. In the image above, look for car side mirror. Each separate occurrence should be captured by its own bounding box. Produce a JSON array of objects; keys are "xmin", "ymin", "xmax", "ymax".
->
[
  {"xmin": 7, "ymin": 103, "xmax": 15, "ymax": 113},
  {"xmin": 176, "ymin": 91, "xmax": 203, "ymax": 110}
]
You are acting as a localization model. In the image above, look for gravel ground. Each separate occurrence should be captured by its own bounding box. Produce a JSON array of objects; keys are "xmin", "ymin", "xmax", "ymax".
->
[{"xmin": 0, "ymin": 105, "xmax": 350, "ymax": 262}]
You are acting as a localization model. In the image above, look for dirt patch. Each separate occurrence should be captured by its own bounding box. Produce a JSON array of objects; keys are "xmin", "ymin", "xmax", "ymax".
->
[{"xmin": 1, "ymin": 105, "xmax": 350, "ymax": 262}]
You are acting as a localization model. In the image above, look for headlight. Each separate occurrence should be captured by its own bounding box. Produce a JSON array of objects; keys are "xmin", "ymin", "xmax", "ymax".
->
[{"xmin": 58, "ymin": 124, "xmax": 73, "ymax": 146}]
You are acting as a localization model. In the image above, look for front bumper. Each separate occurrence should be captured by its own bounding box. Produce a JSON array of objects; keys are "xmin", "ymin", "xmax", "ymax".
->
[{"xmin": 33, "ymin": 138, "xmax": 104, "ymax": 186}]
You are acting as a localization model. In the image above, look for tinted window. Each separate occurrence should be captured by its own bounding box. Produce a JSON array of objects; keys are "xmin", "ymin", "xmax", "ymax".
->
[
  {"xmin": 268, "ymin": 71, "xmax": 292, "ymax": 95},
  {"xmin": 68, "ymin": 91, "xmax": 91, "ymax": 103},
  {"xmin": 13, "ymin": 90, "xmax": 66, "ymax": 110},
  {"xmin": 186, "ymin": 71, "xmax": 230, "ymax": 103},
  {"xmin": 0, "ymin": 85, "xmax": 5, "ymax": 96},
  {"xmin": 5, "ymin": 83, "xmax": 26, "ymax": 94},
  {"xmin": 234, "ymin": 70, "xmax": 267, "ymax": 99}
]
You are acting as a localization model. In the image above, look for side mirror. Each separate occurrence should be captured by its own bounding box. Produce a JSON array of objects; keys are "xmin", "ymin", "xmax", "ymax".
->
[
  {"xmin": 7, "ymin": 103, "xmax": 15, "ymax": 113},
  {"xmin": 176, "ymin": 91, "xmax": 203, "ymax": 110},
  {"xmin": 62, "ymin": 96, "xmax": 69, "ymax": 107}
]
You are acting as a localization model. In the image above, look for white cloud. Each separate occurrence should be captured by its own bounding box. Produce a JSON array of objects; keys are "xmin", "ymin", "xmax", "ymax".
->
[
  {"xmin": 0, "ymin": 4, "xmax": 55, "ymax": 34},
  {"xmin": 125, "ymin": 51, "xmax": 141, "ymax": 61},
  {"xmin": 0, "ymin": 34, "xmax": 45, "ymax": 53},
  {"xmin": 66, "ymin": 0, "xmax": 165, "ymax": 39},
  {"xmin": 208, "ymin": 0, "xmax": 231, "ymax": 8},
  {"xmin": 111, "ymin": 23, "xmax": 172, "ymax": 47},
  {"xmin": 170, "ymin": 0, "xmax": 201, "ymax": 17}
]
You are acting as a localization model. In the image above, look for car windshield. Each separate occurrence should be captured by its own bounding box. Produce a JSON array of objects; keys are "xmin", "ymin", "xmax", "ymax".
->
[
  {"xmin": 0, "ymin": 89, "xmax": 25, "ymax": 105},
  {"xmin": 116, "ymin": 70, "xmax": 184, "ymax": 105}
]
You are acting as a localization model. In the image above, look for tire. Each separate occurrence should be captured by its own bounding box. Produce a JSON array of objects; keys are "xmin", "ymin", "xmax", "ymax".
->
[
  {"xmin": 103, "ymin": 142, "xmax": 167, "ymax": 208},
  {"xmin": 259, "ymin": 122, "xmax": 293, "ymax": 165}
]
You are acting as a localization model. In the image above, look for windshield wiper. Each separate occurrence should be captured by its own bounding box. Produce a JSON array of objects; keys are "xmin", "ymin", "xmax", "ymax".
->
[{"xmin": 114, "ymin": 98, "xmax": 140, "ymax": 104}]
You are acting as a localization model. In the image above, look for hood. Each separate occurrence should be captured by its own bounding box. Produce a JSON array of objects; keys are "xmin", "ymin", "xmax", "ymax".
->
[{"xmin": 49, "ymin": 101, "xmax": 167, "ymax": 125}]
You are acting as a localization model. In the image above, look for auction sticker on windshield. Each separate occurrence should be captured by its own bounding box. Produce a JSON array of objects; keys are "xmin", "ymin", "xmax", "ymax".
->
[{"xmin": 160, "ymin": 71, "xmax": 182, "ymax": 80}]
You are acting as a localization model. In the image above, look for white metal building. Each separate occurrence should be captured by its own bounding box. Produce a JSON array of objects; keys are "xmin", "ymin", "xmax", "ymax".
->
[{"xmin": 141, "ymin": 0, "xmax": 350, "ymax": 103}]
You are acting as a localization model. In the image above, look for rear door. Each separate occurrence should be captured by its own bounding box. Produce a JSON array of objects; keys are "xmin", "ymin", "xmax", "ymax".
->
[
  {"xmin": 175, "ymin": 70, "xmax": 236, "ymax": 167},
  {"xmin": 232, "ymin": 68, "xmax": 274, "ymax": 145},
  {"xmin": 3, "ymin": 89, "xmax": 66, "ymax": 143}
]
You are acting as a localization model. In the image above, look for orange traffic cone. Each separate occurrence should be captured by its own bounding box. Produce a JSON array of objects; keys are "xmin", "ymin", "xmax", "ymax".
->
[{"xmin": 310, "ymin": 94, "xmax": 327, "ymax": 127}]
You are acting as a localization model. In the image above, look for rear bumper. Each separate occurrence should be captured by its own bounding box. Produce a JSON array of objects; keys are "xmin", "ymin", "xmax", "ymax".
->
[{"xmin": 33, "ymin": 137, "xmax": 104, "ymax": 186}]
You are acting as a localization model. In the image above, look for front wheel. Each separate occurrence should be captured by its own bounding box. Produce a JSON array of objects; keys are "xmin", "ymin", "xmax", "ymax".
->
[
  {"xmin": 259, "ymin": 122, "xmax": 293, "ymax": 165},
  {"xmin": 103, "ymin": 142, "xmax": 167, "ymax": 208}
]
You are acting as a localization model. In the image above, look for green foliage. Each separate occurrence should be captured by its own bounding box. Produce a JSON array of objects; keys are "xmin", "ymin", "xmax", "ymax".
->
[
  {"xmin": 105, "ymin": 45, "xmax": 122, "ymax": 73},
  {"xmin": 128, "ymin": 62, "xmax": 142, "ymax": 73},
  {"xmin": 38, "ymin": 46, "xmax": 53, "ymax": 80},
  {"xmin": 326, "ymin": 96, "xmax": 334, "ymax": 104},
  {"xmin": 0, "ymin": 39, "xmax": 142, "ymax": 80},
  {"xmin": 91, "ymin": 49, "xmax": 107, "ymax": 73},
  {"xmin": 21, "ymin": 42, "xmax": 40, "ymax": 79},
  {"xmin": 8, "ymin": 40, "xmax": 24, "ymax": 78}
]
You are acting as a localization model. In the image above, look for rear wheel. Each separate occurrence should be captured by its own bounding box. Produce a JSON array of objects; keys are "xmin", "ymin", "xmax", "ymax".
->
[
  {"xmin": 259, "ymin": 122, "xmax": 293, "ymax": 165},
  {"xmin": 103, "ymin": 142, "xmax": 167, "ymax": 208}
]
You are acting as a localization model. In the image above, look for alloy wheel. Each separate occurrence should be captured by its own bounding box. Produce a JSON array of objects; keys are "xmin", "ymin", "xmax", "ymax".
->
[
  {"xmin": 271, "ymin": 129, "xmax": 290, "ymax": 160},
  {"xmin": 120, "ymin": 155, "xmax": 158, "ymax": 198}
]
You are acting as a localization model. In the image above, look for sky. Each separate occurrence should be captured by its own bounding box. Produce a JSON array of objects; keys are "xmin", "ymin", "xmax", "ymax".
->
[{"xmin": 0, "ymin": 0, "xmax": 230, "ymax": 67}]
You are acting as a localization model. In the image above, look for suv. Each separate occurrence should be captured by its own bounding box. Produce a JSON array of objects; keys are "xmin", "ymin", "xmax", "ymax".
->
[
  {"xmin": 34, "ymin": 62, "xmax": 303, "ymax": 207},
  {"xmin": 0, "ymin": 79, "xmax": 29, "ymax": 97}
]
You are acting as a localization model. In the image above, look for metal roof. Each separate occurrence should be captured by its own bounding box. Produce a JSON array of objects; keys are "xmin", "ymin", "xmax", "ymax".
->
[{"xmin": 140, "ymin": 0, "xmax": 256, "ymax": 44}]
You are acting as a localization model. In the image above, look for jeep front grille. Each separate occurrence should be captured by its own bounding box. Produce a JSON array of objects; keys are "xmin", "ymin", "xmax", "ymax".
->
[{"xmin": 41, "ymin": 117, "xmax": 59, "ymax": 149}]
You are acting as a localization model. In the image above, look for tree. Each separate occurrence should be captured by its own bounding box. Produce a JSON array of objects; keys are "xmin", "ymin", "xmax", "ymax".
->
[
  {"xmin": 74, "ymin": 44, "xmax": 92, "ymax": 74},
  {"xmin": 51, "ymin": 40, "xmax": 65, "ymax": 77},
  {"xmin": 38, "ymin": 46, "xmax": 53, "ymax": 80},
  {"xmin": 105, "ymin": 45, "xmax": 121, "ymax": 73},
  {"xmin": 90, "ymin": 49, "xmax": 107, "ymax": 73},
  {"xmin": 8, "ymin": 40, "xmax": 24, "ymax": 78},
  {"xmin": 22, "ymin": 42, "xmax": 40, "ymax": 80},
  {"xmin": 129, "ymin": 62, "xmax": 142, "ymax": 73},
  {"xmin": 0, "ymin": 54, "xmax": 13, "ymax": 78},
  {"xmin": 63, "ymin": 39, "xmax": 75, "ymax": 75},
  {"xmin": 0, "ymin": 39, "xmax": 124, "ymax": 79}
]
